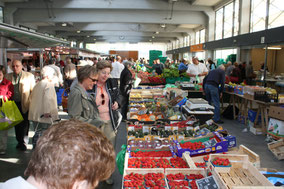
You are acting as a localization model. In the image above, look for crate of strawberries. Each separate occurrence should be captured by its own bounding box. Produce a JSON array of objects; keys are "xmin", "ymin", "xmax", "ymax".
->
[
  {"xmin": 123, "ymin": 168, "xmax": 167, "ymax": 189},
  {"xmin": 173, "ymin": 132, "xmax": 229, "ymax": 157},
  {"xmin": 165, "ymin": 168, "xmax": 207, "ymax": 189}
]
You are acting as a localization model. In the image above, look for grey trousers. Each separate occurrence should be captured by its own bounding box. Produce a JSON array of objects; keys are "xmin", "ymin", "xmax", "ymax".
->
[{"xmin": 100, "ymin": 120, "xmax": 116, "ymax": 148}]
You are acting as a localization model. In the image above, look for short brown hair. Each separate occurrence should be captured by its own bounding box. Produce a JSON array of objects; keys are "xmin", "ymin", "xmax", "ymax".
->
[
  {"xmin": 0, "ymin": 65, "xmax": 6, "ymax": 75},
  {"xmin": 25, "ymin": 120, "xmax": 115, "ymax": 189},
  {"xmin": 77, "ymin": 65, "xmax": 98, "ymax": 83},
  {"xmin": 96, "ymin": 60, "xmax": 113, "ymax": 72}
]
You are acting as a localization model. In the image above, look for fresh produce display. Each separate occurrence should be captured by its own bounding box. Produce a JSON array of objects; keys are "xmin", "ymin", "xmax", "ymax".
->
[
  {"xmin": 194, "ymin": 162, "xmax": 206, "ymax": 168},
  {"xmin": 129, "ymin": 113, "xmax": 164, "ymax": 121},
  {"xmin": 123, "ymin": 172, "xmax": 166, "ymax": 189},
  {"xmin": 167, "ymin": 173, "xmax": 186, "ymax": 180},
  {"xmin": 163, "ymin": 68, "xmax": 179, "ymax": 78},
  {"xmin": 211, "ymin": 157, "xmax": 231, "ymax": 167},
  {"xmin": 180, "ymin": 141, "xmax": 205, "ymax": 150},
  {"xmin": 128, "ymin": 157, "xmax": 189, "ymax": 168},
  {"xmin": 166, "ymin": 173, "xmax": 204, "ymax": 189},
  {"xmin": 168, "ymin": 180, "xmax": 189, "ymax": 188},
  {"xmin": 130, "ymin": 151, "xmax": 173, "ymax": 157}
]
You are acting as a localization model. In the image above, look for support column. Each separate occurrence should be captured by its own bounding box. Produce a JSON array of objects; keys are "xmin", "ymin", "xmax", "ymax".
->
[{"xmin": 240, "ymin": 0, "xmax": 250, "ymax": 34}]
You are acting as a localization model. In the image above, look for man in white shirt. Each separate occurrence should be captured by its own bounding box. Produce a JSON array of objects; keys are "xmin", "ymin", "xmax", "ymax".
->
[
  {"xmin": 186, "ymin": 57, "xmax": 208, "ymax": 83},
  {"xmin": 111, "ymin": 56, "xmax": 124, "ymax": 80}
]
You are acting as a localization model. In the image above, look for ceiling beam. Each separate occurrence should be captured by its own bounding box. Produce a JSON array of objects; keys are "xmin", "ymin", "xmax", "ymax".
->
[
  {"xmin": 6, "ymin": 0, "xmax": 213, "ymax": 12},
  {"xmin": 14, "ymin": 9, "xmax": 207, "ymax": 25},
  {"xmin": 38, "ymin": 23, "xmax": 195, "ymax": 33}
]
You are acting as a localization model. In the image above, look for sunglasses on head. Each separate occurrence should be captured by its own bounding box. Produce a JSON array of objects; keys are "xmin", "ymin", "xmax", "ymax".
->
[{"xmin": 89, "ymin": 77, "xmax": 98, "ymax": 82}]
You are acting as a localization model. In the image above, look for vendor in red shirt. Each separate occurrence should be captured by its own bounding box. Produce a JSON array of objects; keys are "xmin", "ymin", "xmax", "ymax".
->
[{"xmin": 0, "ymin": 65, "xmax": 14, "ymax": 155}]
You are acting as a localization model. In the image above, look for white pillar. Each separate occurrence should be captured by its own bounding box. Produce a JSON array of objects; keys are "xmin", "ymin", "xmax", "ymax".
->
[{"xmin": 240, "ymin": 0, "xmax": 250, "ymax": 34}]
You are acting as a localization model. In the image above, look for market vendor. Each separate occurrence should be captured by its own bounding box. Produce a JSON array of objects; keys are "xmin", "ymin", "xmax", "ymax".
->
[
  {"xmin": 186, "ymin": 57, "xmax": 208, "ymax": 83},
  {"xmin": 203, "ymin": 64, "xmax": 225, "ymax": 124}
]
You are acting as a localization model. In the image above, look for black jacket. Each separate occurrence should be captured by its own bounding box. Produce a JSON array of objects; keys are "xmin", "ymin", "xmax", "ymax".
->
[
  {"xmin": 120, "ymin": 67, "xmax": 133, "ymax": 96},
  {"xmin": 92, "ymin": 78, "xmax": 122, "ymax": 132}
]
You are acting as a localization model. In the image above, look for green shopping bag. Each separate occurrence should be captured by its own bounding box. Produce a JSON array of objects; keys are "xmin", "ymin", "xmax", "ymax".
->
[
  {"xmin": 116, "ymin": 144, "xmax": 127, "ymax": 175},
  {"xmin": 0, "ymin": 98, "xmax": 24, "ymax": 130}
]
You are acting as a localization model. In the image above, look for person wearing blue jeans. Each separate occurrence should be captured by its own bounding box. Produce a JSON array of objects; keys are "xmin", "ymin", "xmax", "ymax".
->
[{"xmin": 203, "ymin": 65, "xmax": 226, "ymax": 124}]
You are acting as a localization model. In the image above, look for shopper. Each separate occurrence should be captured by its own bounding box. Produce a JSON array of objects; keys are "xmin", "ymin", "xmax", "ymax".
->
[
  {"xmin": 203, "ymin": 64, "xmax": 226, "ymax": 124},
  {"xmin": 47, "ymin": 58, "xmax": 64, "ymax": 89},
  {"xmin": 110, "ymin": 56, "xmax": 124, "ymax": 83},
  {"xmin": 6, "ymin": 60, "xmax": 35, "ymax": 151},
  {"xmin": 207, "ymin": 58, "xmax": 216, "ymax": 71},
  {"xmin": 186, "ymin": 56, "xmax": 208, "ymax": 83},
  {"xmin": 0, "ymin": 120, "xmax": 115, "ymax": 189},
  {"xmin": 0, "ymin": 66, "xmax": 14, "ymax": 155},
  {"xmin": 120, "ymin": 61, "xmax": 133, "ymax": 120},
  {"xmin": 230, "ymin": 62, "xmax": 242, "ymax": 84},
  {"xmin": 68, "ymin": 65, "xmax": 104, "ymax": 127},
  {"xmin": 64, "ymin": 57, "xmax": 77, "ymax": 87},
  {"xmin": 92, "ymin": 60, "xmax": 121, "ymax": 184},
  {"xmin": 70, "ymin": 59, "xmax": 90, "ymax": 90},
  {"xmin": 178, "ymin": 59, "xmax": 188, "ymax": 74},
  {"xmin": 6, "ymin": 58, "xmax": 13, "ymax": 74},
  {"xmin": 246, "ymin": 61, "xmax": 255, "ymax": 85},
  {"xmin": 225, "ymin": 61, "xmax": 234, "ymax": 76},
  {"xmin": 28, "ymin": 66, "xmax": 59, "ymax": 148}
]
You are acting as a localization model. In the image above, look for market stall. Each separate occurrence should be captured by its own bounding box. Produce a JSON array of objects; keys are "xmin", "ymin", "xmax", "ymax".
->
[{"xmin": 119, "ymin": 86, "xmax": 283, "ymax": 188}]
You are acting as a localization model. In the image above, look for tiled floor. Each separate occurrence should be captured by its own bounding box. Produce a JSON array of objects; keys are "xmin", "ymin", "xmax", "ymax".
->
[{"xmin": 0, "ymin": 114, "xmax": 283, "ymax": 188}]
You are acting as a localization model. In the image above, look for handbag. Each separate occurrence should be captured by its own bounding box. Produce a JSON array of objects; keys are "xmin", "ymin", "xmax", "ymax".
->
[{"xmin": 0, "ymin": 98, "xmax": 24, "ymax": 131}]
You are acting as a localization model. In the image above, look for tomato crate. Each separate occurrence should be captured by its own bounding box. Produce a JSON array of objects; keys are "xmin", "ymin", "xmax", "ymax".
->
[
  {"xmin": 208, "ymin": 154, "xmax": 273, "ymax": 189},
  {"xmin": 122, "ymin": 168, "xmax": 168, "ymax": 189},
  {"xmin": 173, "ymin": 132, "xmax": 229, "ymax": 157}
]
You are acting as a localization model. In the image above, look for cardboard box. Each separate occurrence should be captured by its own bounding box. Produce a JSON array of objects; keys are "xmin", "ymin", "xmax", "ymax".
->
[
  {"xmin": 267, "ymin": 118, "xmax": 284, "ymax": 138},
  {"xmin": 269, "ymin": 106, "xmax": 284, "ymax": 121}
]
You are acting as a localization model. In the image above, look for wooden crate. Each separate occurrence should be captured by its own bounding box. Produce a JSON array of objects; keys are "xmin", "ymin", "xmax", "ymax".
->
[
  {"xmin": 124, "ymin": 151, "xmax": 196, "ymax": 171},
  {"xmin": 209, "ymin": 154, "xmax": 273, "ymax": 189},
  {"xmin": 227, "ymin": 145, "xmax": 261, "ymax": 168},
  {"xmin": 165, "ymin": 168, "xmax": 207, "ymax": 189},
  {"xmin": 268, "ymin": 140, "xmax": 284, "ymax": 160},
  {"xmin": 122, "ymin": 168, "xmax": 167, "ymax": 189}
]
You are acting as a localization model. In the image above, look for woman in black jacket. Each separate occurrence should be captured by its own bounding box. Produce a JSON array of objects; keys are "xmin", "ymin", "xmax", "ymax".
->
[
  {"xmin": 120, "ymin": 61, "xmax": 133, "ymax": 120},
  {"xmin": 91, "ymin": 60, "xmax": 122, "ymax": 184}
]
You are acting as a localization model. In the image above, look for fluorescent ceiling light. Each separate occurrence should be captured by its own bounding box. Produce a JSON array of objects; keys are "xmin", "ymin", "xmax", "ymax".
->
[
  {"xmin": 87, "ymin": 35, "xmax": 90, "ymax": 38},
  {"xmin": 155, "ymin": 31, "xmax": 159, "ymax": 34},
  {"xmin": 161, "ymin": 24, "xmax": 166, "ymax": 28},
  {"xmin": 62, "ymin": 23, "xmax": 67, "ymax": 27},
  {"xmin": 77, "ymin": 30, "xmax": 81, "ymax": 33},
  {"xmin": 149, "ymin": 39, "xmax": 152, "ymax": 42},
  {"xmin": 94, "ymin": 38, "xmax": 96, "ymax": 41},
  {"xmin": 152, "ymin": 36, "xmax": 155, "ymax": 39}
]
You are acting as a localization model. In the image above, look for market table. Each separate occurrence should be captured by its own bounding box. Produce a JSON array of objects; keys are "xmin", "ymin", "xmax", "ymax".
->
[{"xmin": 223, "ymin": 91, "xmax": 282, "ymax": 134}]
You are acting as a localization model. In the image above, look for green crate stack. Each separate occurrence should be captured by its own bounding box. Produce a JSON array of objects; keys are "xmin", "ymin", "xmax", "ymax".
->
[
  {"xmin": 226, "ymin": 54, "xmax": 236, "ymax": 64},
  {"xmin": 216, "ymin": 58, "xmax": 225, "ymax": 66},
  {"xmin": 149, "ymin": 50, "xmax": 162, "ymax": 67}
]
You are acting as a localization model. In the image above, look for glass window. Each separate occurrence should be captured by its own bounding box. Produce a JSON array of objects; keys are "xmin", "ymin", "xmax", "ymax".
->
[
  {"xmin": 195, "ymin": 31, "xmax": 200, "ymax": 44},
  {"xmin": 190, "ymin": 35, "xmax": 194, "ymax": 45},
  {"xmin": 224, "ymin": 3, "xmax": 234, "ymax": 38},
  {"xmin": 0, "ymin": 7, "xmax": 3, "ymax": 23},
  {"xmin": 250, "ymin": 0, "xmax": 267, "ymax": 32},
  {"xmin": 268, "ymin": 0, "xmax": 284, "ymax": 29},
  {"xmin": 233, "ymin": 0, "xmax": 239, "ymax": 36},
  {"xmin": 176, "ymin": 39, "xmax": 179, "ymax": 48},
  {"xmin": 215, "ymin": 8, "xmax": 223, "ymax": 40},
  {"xmin": 200, "ymin": 29, "xmax": 205, "ymax": 43}
]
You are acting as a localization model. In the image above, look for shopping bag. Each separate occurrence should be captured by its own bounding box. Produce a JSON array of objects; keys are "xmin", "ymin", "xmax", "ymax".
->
[
  {"xmin": 133, "ymin": 73, "xmax": 141, "ymax": 88},
  {"xmin": 116, "ymin": 144, "xmax": 127, "ymax": 175},
  {"xmin": 0, "ymin": 99, "xmax": 24, "ymax": 131}
]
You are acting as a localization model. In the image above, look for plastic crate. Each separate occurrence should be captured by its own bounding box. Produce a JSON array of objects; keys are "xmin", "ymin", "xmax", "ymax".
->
[
  {"xmin": 254, "ymin": 91, "xmax": 278, "ymax": 103},
  {"xmin": 166, "ymin": 77, "xmax": 179, "ymax": 84}
]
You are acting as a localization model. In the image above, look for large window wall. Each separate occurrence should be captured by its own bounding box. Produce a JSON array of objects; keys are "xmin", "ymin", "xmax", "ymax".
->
[
  {"xmin": 250, "ymin": 0, "xmax": 284, "ymax": 32},
  {"xmin": 215, "ymin": 0, "xmax": 239, "ymax": 40}
]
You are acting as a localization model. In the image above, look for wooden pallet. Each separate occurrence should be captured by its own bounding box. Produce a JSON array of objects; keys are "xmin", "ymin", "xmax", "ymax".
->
[{"xmin": 268, "ymin": 140, "xmax": 284, "ymax": 160}]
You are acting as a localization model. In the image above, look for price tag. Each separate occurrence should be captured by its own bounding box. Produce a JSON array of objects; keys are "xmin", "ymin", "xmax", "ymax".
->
[
  {"xmin": 165, "ymin": 126, "xmax": 171, "ymax": 131},
  {"xmin": 196, "ymin": 176, "xmax": 219, "ymax": 189},
  {"xmin": 143, "ymin": 126, "xmax": 149, "ymax": 133},
  {"xmin": 128, "ymin": 127, "xmax": 135, "ymax": 131},
  {"xmin": 186, "ymin": 126, "xmax": 193, "ymax": 131}
]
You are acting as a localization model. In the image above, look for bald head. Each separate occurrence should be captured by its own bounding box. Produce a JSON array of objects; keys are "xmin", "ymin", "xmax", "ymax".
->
[
  {"xmin": 192, "ymin": 57, "xmax": 199, "ymax": 65},
  {"xmin": 12, "ymin": 60, "xmax": 23, "ymax": 75}
]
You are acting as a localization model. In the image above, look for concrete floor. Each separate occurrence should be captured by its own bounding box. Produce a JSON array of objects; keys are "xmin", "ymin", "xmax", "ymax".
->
[{"xmin": 0, "ymin": 114, "xmax": 283, "ymax": 188}]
